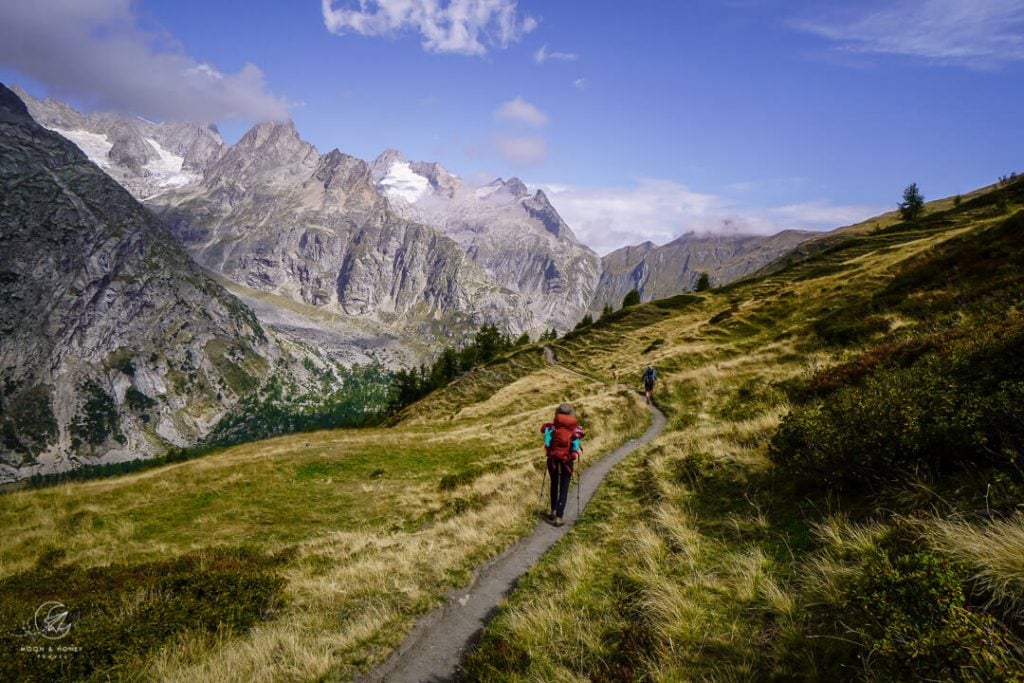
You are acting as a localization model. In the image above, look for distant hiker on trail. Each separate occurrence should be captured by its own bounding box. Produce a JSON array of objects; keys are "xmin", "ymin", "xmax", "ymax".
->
[
  {"xmin": 642, "ymin": 364, "xmax": 658, "ymax": 404},
  {"xmin": 540, "ymin": 403, "xmax": 585, "ymax": 527}
]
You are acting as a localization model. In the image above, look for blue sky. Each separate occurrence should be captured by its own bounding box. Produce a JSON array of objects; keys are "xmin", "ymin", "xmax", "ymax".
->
[{"xmin": 1, "ymin": 0, "xmax": 1022, "ymax": 253}]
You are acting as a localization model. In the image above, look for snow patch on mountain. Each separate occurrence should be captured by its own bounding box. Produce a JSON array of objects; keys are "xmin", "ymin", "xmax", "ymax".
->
[
  {"xmin": 143, "ymin": 137, "xmax": 197, "ymax": 189},
  {"xmin": 47, "ymin": 127, "xmax": 113, "ymax": 169},
  {"xmin": 377, "ymin": 160, "xmax": 429, "ymax": 203}
]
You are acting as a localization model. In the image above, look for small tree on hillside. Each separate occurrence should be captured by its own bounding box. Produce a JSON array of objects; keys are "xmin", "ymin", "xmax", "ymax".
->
[
  {"xmin": 622, "ymin": 289, "xmax": 641, "ymax": 308},
  {"xmin": 600, "ymin": 303, "xmax": 614, "ymax": 319},
  {"xmin": 574, "ymin": 314, "xmax": 594, "ymax": 331},
  {"xmin": 899, "ymin": 183, "xmax": 925, "ymax": 221},
  {"xmin": 694, "ymin": 272, "xmax": 711, "ymax": 292}
]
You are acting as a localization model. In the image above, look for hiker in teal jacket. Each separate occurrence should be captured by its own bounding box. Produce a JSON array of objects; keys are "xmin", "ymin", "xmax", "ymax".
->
[{"xmin": 540, "ymin": 403, "xmax": 585, "ymax": 526}]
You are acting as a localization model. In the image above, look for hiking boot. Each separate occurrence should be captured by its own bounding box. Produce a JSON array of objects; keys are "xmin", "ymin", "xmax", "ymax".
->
[
  {"xmin": 554, "ymin": 517, "xmax": 565, "ymax": 527},
  {"xmin": 546, "ymin": 511, "xmax": 556, "ymax": 522}
]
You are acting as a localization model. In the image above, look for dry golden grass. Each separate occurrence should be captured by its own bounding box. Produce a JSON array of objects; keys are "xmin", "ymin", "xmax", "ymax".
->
[{"xmin": 924, "ymin": 517, "xmax": 1024, "ymax": 620}]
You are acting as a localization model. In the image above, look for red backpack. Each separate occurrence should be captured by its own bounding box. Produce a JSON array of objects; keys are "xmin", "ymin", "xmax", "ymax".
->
[{"xmin": 544, "ymin": 412, "xmax": 580, "ymax": 462}]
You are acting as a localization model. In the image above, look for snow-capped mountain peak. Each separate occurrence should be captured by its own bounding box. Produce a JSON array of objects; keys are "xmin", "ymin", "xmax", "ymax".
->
[{"xmin": 376, "ymin": 158, "xmax": 430, "ymax": 204}]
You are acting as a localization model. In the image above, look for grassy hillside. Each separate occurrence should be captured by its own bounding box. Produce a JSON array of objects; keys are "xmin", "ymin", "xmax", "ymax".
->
[
  {"xmin": 462, "ymin": 178, "xmax": 1024, "ymax": 682},
  {"xmin": 0, "ymin": 350, "xmax": 648, "ymax": 681},
  {"xmin": 2, "ymin": 178, "xmax": 1021, "ymax": 682}
]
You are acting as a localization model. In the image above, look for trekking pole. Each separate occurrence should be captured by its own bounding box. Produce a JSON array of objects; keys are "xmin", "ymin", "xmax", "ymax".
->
[
  {"xmin": 555, "ymin": 466, "xmax": 561, "ymax": 521},
  {"xmin": 538, "ymin": 464, "xmax": 547, "ymax": 508},
  {"xmin": 577, "ymin": 459, "xmax": 581, "ymax": 518}
]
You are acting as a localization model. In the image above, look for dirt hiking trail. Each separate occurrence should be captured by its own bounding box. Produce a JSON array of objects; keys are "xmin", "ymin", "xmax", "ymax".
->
[{"xmin": 357, "ymin": 353, "xmax": 666, "ymax": 682}]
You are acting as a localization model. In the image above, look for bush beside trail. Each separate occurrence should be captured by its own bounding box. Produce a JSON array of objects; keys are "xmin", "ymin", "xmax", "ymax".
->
[{"xmin": 772, "ymin": 316, "xmax": 1024, "ymax": 492}]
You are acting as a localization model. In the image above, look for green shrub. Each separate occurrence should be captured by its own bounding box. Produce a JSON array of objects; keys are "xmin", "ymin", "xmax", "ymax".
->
[
  {"xmin": 771, "ymin": 320, "xmax": 1024, "ymax": 491},
  {"xmin": 708, "ymin": 306, "xmax": 736, "ymax": 325},
  {"xmin": 798, "ymin": 336, "xmax": 942, "ymax": 400},
  {"xmin": 813, "ymin": 307, "xmax": 890, "ymax": 345},
  {"xmin": 69, "ymin": 380, "xmax": 124, "ymax": 451},
  {"xmin": 125, "ymin": 387, "xmax": 156, "ymax": 412},
  {"xmin": 787, "ymin": 537, "xmax": 1023, "ymax": 682},
  {"xmin": 716, "ymin": 379, "xmax": 785, "ymax": 422},
  {"xmin": 0, "ymin": 385, "xmax": 57, "ymax": 458},
  {"xmin": 642, "ymin": 338, "xmax": 664, "ymax": 354}
]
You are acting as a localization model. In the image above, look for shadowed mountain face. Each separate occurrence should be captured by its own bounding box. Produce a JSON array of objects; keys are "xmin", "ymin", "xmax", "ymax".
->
[
  {"xmin": 595, "ymin": 230, "xmax": 817, "ymax": 307},
  {"xmin": 0, "ymin": 84, "xmax": 294, "ymax": 480}
]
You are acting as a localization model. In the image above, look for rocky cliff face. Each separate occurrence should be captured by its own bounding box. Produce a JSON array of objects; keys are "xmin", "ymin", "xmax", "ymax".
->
[
  {"xmin": 596, "ymin": 230, "xmax": 817, "ymax": 307},
  {"xmin": 150, "ymin": 126, "xmax": 534, "ymax": 345},
  {"xmin": 372, "ymin": 151, "xmax": 602, "ymax": 331},
  {"xmin": 0, "ymin": 84, "xmax": 298, "ymax": 481}
]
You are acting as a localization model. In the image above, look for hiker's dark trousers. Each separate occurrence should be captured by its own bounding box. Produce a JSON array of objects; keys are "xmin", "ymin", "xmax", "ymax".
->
[{"xmin": 548, "ymin": 458, "xmax": 573, "ymax": 517}]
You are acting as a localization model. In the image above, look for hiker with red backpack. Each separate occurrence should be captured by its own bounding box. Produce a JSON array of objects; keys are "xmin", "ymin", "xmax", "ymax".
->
[{"xmin": 540, "ymin": 403, "xmax": 585, "ymax": 527}]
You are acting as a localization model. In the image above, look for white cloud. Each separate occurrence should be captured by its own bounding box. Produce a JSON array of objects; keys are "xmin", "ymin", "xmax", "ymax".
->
[
  {"xmin": 0, "ymin": 0, "xmax": 289, "ymax": 122},
  {"xmin": 493, "ymin": 96, "xmax": 548, "ymax": 126},
  {"xmin": 534, "ymin": 44, "xmax": 578, "ymax": 64},
  {"xmin": 535, "ymin": 179, "xmax": 883, "ymax": 255},
  {"xmin": 794, "ymin": 0, "xmax": 1024, "ymax": 68},
  {"xmin": 322, "ymin": 0, "xmax": 537, "ymax": 56},
  {"xmin": 573, "ymin": 78, "xmax": 588, "ymax": 90},
  {"xmin": 493, "ymin": 134, "xmax": 549, "ymax": 166}
]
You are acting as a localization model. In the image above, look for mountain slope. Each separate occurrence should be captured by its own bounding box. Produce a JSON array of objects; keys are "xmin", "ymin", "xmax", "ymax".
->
[
  {"xmin": 464, "ymin": 179, "xmax": 1024, "ymax": 681},
  {"xmin": 15, "ymin": 87, "xmax": 825, "ymax": 343},
  {"xmin": 0, "ymin": 84, "xmax": 300, "ymax": 480},
  {"xmin": 3, "ymin": 166, "xmax": 1021, "ymax": 679}
]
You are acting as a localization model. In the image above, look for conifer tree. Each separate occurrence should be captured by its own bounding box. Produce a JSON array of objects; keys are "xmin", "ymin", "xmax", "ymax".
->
[{"xmin": 899, "ymin": 183, "xmax": 925, "ymax": 221}]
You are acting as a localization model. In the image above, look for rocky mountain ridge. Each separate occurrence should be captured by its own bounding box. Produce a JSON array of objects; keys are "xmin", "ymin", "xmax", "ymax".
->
[
  {"xmin": 13, "ymin": 85, "xmax": 226, "ymax": 200},
  {"xmin": 14, "ymin": 86, "xmax": 820, "ymax": 350},
  {"xmin": 595, "ymin": 229, "xmax": 818, "ymax": 307},
  {"xmin": 150, "ymin": 122, "xmax": 535, "ymax": 351}
]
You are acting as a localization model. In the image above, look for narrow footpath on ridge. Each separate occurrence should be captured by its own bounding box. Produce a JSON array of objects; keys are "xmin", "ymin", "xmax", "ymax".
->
[{"xmin": 356, "ymin": 349, "xmax": 667, "ymax": 683}]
